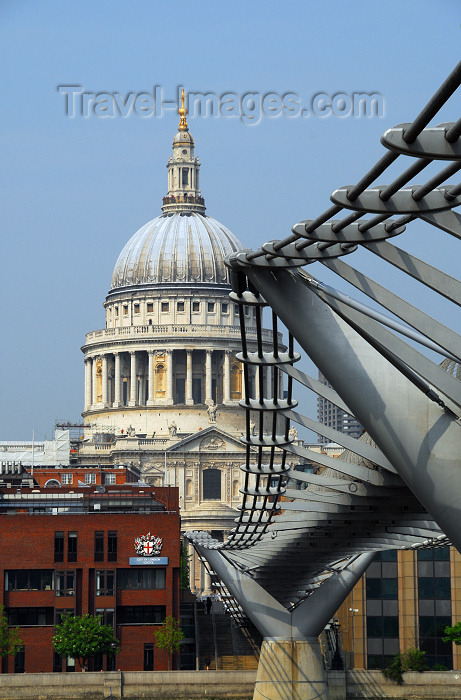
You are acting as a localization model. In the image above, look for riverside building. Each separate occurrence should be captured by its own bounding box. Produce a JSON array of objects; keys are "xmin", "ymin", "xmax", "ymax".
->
[{"xmin": 0, "ymin": 484, "xmax": 180, "ymax": 673}]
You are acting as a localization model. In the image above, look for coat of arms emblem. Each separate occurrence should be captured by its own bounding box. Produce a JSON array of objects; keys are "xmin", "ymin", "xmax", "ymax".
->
[{"xmin": 134, "ymin": 532, "xmax": 162, "ymax": 556}]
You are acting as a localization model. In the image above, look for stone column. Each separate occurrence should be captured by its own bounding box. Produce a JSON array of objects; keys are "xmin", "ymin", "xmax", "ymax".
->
[
  {"xmin": 101, "ymin": 355, "xmax": 108, "ymax": 407},
  {"xmin": 84, "ymin": 358, "xmax": 92, "ymax": 412},
  {"xmin": 129, "ymin": 351, "xmax": 137, "ymax": 406},
  {"xmin": 91, "ymin": 357, "xmax": 98, "ymax": 407},
  {"xmin": 265, "ymin": 366, "xmax": 272, "ymax": 400},
  {"xmin": 113, "ymin": 352, "xmax": 122, "ymax": 407},
  {"xmin": 139, "ymin": 374, "xmax": 145, "ymax": 406},
  {"xmin": 186, "ymin": 350, "xmax": 194, "ymax": 405},
  {"xmin": 205, "ymin": 350, "xmax": 213, "ymax": 404},
  {"xmin": 147, "ymin": 350, "xmax": 155, "ymax": 406},
  {"xmin": 166, "ymin": 349, "xmax": 174, "ymax": 405},
  {"xmin": 223, "ymin": 351, "xmax": 231, "ymax": 404}
]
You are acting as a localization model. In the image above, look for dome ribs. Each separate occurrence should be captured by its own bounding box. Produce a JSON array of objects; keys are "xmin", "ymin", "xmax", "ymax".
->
[{"xmin": 109, "ymin": 213, "xmax": 243, "ymax": 290}]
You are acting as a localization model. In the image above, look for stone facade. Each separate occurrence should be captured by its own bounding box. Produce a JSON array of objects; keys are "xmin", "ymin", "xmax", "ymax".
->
[{"xmin": 77, "ymin": 104, "xmax": 289, "ymax": 592}]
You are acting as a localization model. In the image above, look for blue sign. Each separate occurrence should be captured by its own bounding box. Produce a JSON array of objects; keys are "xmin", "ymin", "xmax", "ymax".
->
[{"xmin": 129, "ymin": 557, "xmax": 168, "ymax": 566}]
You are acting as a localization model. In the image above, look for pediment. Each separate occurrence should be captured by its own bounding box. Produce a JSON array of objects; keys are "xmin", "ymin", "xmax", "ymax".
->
[{"xmin": 168, "ymin": 426, "xmax": 245, "ymax": 453}]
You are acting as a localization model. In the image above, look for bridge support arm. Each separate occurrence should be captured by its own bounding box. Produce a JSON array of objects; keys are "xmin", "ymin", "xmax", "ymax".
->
[{"xmin": 244, "ymin": 267, "xmax": 461, "ymax": 552}]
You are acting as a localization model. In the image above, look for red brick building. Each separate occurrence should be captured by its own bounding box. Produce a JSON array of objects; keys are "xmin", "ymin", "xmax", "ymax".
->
[
  {"xmin": 31, "ymin": 465, "xmax": 140, "ymax": 488},
  {"xmin": 0, "ymin": 485, "xmax": 180, "ymax": 673}
]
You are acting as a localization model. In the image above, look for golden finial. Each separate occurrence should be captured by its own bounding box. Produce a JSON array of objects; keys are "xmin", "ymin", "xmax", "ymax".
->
[{"xmin": 178, "ymin": 88, "xmax": 188, "ymax": 131}]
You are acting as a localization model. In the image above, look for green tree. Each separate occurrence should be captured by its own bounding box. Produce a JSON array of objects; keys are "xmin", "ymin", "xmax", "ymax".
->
[
  {"xmin": 154, "ymin": 616, "xmax": 184, "ymax": 670},
  {"xmin": 382, "ymin": 653, "xmax": 404, "ymax": 684},
  {"xmin": 401, "ymin": 648, "xmax": 428, "ymax": 672},
  {"xmin": 180, "ymin": 540, "xmax": 192, "ymax": 590},
  {"xmin": 443, "ymin": 621, "xmax": 461, "ymax": 646},
  {"xmin": 52, "ymin": 613, "xmax": 120, "ymax": 671},
  {"xmin": 382, "ymin": 648, "xmax": 428, "ymax": 684},
  {"xmin": 0, "ymin": 605, "xmax": 23, "ymax": 658}
]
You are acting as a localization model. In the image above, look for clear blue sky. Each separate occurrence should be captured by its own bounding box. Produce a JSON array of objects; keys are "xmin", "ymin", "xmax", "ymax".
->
[{"xmin": 1, "ymin": 0, "xmax": 461, "ymax": 439}]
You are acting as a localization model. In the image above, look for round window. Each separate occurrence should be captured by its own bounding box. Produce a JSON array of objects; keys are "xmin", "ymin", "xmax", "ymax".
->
[{"xmin": 182, "ymin": 149, "xmax": 187, "ymax": 154}]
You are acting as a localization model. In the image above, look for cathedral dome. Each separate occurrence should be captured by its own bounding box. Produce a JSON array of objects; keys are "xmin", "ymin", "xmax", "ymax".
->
[{"xmin": 110, "ymin": 212, "xmax": 243, "ymax": 289}]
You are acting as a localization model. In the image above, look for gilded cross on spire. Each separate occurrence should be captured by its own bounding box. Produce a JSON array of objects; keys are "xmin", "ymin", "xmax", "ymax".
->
[{"xmin": 178, "ymin": 88, "xmax": 188, "ymax": 131}]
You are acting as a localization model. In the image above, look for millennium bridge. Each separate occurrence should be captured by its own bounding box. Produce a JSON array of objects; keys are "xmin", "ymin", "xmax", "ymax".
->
[{"xmin": 187, "ymin": 60, "xmax": 461, "ymax": 699}]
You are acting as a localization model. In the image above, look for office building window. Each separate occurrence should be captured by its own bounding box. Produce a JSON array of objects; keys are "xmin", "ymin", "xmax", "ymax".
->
[
  {"xmin": 418, "ymin": 547, "xmax": 453, "ymax": 669},
  {"xmin": 96, "ymin": 570, "xmax": 115, "ymax": 596},
  {"xmin": 8, "ymin": 607, "xmax": 54, "ymax": 626},
  {"xmin": 96, "ymin": 608, "xmax": 115, "ymax": 627},
  {"xmin": 144, "ymin": 644, "xmax": 154, "ymax": 671},
  {"xmin": 117, "ymin": 606, "xmax": 165, "ymax": 624},
  {"xmin": 94, "ymin": 532, "xmax": 104, "ymax": 562},
  {"xmin": 366, "ymin": 551, "xmax": 399, "ymax": 670},
  {"xmin": 85, "ymin": 473, "xmax": 96, "ymax": 484},
  {"xmin": 55, "ymin": 609, "xmax": 70, "ymax": 626},
  {"xmin": 54, "ymin": 532, "xmax": 64, "ymax": 563},
  {"xmin": 117, "ymin": 568, "xmax": 166, "ymax": 590},
  {"xmin": 105, "ymin": 473, "xmax": 116, "ymax": 485},
  {"xmin": 55, "ymin": 571, "xmax": 75, "ymax": 597},
  {"xmin": 14, "ymin": 646, "xmax": 25, "ymax": 673},
  {"xmin": 53, "ymin": 650, "xmax": 63, "ymax": 673},
  {"xmin": 5, "ymin": 570, "xmax": 53, "ymax": 592},
  {"xmin": 108, "ymin": 531, "xmax": 118, "ymax": 562},
  {"xmin": 68, "ymin": 532, "xmax": 77, "ymax": 563}
]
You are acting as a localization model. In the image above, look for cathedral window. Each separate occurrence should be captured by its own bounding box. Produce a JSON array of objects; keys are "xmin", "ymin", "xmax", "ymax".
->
[
  {"xmin": 230, "ymin": 362, "xmax": 242, "ymax": 400},
  {"xmin": 147, "ymin": 302, "xmax": 153, "ymax": 313},
  {"xmin": 155, "ymin": 364, "xmax": 166, "ymax": 394},
  {"xmin": 221, "ymin": 303, "xmax": 228, "ymax": 314},
  {"xmin": 161, "ymin": 302, "xmax": 169, "ymax": 313},
  {"xmin": 207, "ymin": 302, "xmax": 215, "ymax": 313},
  {"xmin": 134, "ymin": 303, "xmax": 140, "ymax": 315},
  {"xmin": 192, "ymin": 301, "xmax": 200, "ymax": 313},
  {"xmin": 115, "ymin": 306, "xmax": 119, "ymax": 317},
  {"xmin": 182, "ymin": 168, "xmax": 189, "ymax": 186},
  {"xmin": 203, "ymin": 469, "xmax": 221, "ymax": 500},
  {"xmin": 123, "ymin": 305, "xmax": 128, "ymax": 316},
  {"xmin": 177, "ymin": 301, "xmax": 185, "ymax": 312}
]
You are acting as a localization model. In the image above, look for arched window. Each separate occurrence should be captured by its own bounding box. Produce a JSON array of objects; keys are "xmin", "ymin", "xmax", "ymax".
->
[{"xmin": 203, "ymin": 469, "xmax": 221, "ymax": 500}]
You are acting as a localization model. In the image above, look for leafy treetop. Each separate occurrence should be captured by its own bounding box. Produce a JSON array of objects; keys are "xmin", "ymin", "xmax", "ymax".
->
[
  {"xmin": 154, "ymin": 616, "xmax": 184, "ymax": 670},
  {"xmin": 443, "ymin": 622, "xmax": 461, "ymax": 646},
  {"xmin": 52, "ymin": 613, "xmax": 120, "ymax": 670}
]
